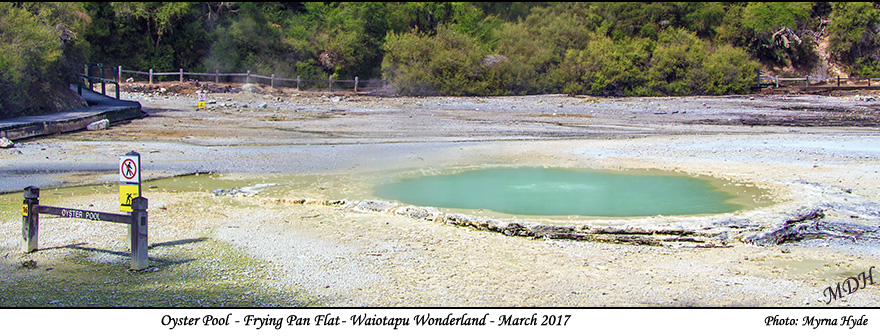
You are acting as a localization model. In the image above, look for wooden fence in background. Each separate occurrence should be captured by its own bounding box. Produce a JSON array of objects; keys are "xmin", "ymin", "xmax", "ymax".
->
[
  {"xmin": 88, "ymin": 66, "xmax": 880, "ymax": 95},
  {"xmin": 108, "ymin": 66, "xmax": 386, "ymax": 93},
  {"xmin": 758, "ymin": 72, "xmax": 880, "ymax": 89}
]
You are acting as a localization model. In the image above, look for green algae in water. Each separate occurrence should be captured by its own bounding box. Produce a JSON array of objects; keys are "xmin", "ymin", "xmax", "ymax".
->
[{"xmin": 374, "ymin": 167, "xmax": 747, "ymax": 217}]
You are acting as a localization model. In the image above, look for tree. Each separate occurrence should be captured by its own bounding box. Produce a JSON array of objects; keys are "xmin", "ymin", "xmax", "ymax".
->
[
  {"xmin": 718, "ymin": 2, "xmax": 815, "ymax": 68},
  {"xmin": 83, "ymin": 2, "xmax": 207, "ymax": 70},
  {"xmin": 827, "ymin": 2, "xmax": 880, "ymax": 74},
  {"xmin": 0, "ymin": 2, "xmax": 89, "ymax": 117}
]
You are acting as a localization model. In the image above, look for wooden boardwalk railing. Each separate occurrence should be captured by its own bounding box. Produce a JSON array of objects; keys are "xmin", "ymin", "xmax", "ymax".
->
[{"xmin": 111, "ymin": 66, "xmax": 386, "ymax": 93}]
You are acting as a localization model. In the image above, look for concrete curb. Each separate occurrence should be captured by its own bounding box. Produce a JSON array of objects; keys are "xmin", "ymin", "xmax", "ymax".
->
[{"xmin": 0, "ymin": 87, "xmax": 144, "ymax": 141}]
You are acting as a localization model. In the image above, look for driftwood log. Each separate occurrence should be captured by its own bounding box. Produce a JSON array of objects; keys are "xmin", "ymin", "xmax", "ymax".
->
[{"xmin": 744, "ymin": 207, "xmax": 880, "ymax": 245}]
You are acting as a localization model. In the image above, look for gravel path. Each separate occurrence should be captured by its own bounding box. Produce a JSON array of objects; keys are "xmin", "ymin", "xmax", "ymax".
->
[{"xmin": 2, "ymin": 84, "xmax": 880, "ymax": 307}]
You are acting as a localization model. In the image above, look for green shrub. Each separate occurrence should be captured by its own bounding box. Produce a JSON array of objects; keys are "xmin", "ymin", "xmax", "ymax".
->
[
  {"xmin": 488, "ymin": 21, "xmax": 556, "ymax": 94},
  {"xmin": 647, "ymin": 28, "xmax": 707, "ymax": 95},
  {"xmin": 701, "ymin": 45, "xmax": 761, "ymax": 95},
  {"xmin": 554, "ymin": 34, "xmax": 653, "ymax": 96},
  {"xmin": 382, "ymin": 25, "xmax": 489, "ymax": 96},
  {"xmin": 853, "ymin": 57, "xmax": 880, "ymax": 78}
]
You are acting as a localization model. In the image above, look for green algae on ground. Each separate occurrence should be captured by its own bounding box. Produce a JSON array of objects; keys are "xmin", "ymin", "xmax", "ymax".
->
[
  {"xmin": 0, "ymin": 181, "xmax": 314, "ymax": 307},
  {"xmin": 0, "ymin": 235, "xmax": 314, "ymax": 307}
]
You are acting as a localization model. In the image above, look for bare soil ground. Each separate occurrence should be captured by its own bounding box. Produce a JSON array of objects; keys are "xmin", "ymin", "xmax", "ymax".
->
[{"xmin": 2, "ymin": 81, "xmax": 880, "ymax": 307}]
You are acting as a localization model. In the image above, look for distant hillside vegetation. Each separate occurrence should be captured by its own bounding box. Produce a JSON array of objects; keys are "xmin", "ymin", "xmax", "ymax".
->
[{"xmin": 3, "ymin": 3, "xmax": 880, "ymax": 118}]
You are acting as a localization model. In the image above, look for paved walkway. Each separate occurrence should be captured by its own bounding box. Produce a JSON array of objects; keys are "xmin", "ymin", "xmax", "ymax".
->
[{"xmin": 0, "ymin": 86, "xmax": 144, "ymax": 141}]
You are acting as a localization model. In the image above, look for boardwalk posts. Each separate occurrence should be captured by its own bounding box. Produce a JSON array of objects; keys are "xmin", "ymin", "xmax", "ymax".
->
[
  {"xmin": 100, "ymin": 65, "xmax": 107, "ymax": 95},
  {"xmin": 130, "ymin": 197, "xmax": 149, "ymax": 270},
  {"xmin": 246, "ymin": 70, "xmax": 251, "ymax": 84},
  {"xmin": 22, "ymin": 186, "xmax": 39, "ymax": 253},
  {"xmin": 805, "ymin": 75, "xmax": 809, "ymax": 87},
  {"xmin": 215, "ymin": 69, "xmax": 219, "ymax": 84},
  {"xmin": 296, "ymin": 76, "xmax": 300, "ymax": 90},
  {"xmin": 355, "ymin": 76, "xmax": 359, "ymax": 93},
  {"xmin": 118, "ymin": 65, "xmax": 123, "ymax": 83},
  {"xmin": 149, "ymin": 69, "xmax": 153, "ymax": 85},
  {"xmin": 271, "ymin": 74, "xmax": 275, "ymax": 88},
  {"xmin": 329, "ymin": 75, "xmax": 333, "ymax": 92},
  {"xmin": 86, "ymin": 64, "xmax": 93, "ymax": 90}
]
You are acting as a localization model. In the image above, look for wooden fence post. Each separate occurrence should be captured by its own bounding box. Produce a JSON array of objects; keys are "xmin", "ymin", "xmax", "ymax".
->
[
  {"xmin": 805, "ymin": 75, "xmax": 809, "ymax": 87},
  {"xmin": 775, "ymin": 76, "xmax": 779, "ymax": 88},
  {"xmin": 100, "ymin": 66, "xmax": 106, "ymax": 95},
  {"xmin": 354, "ymin": 76, "xmax": 359, "ymax": 93},
  {"xmin": 118, "ymin": 65, "xmax": 123, "ymax": 83},
  {"xmin": 329, "ymin": 75, "xmax": 332, "ymax": 92},
  {"xmin": 129, "ymin": 197, "xmax": 149, "ymax": 270},
  {"xmin": 22, "ymin": 186, "xmax": 39, "ymax": 253},
  {"xmin": 215, "ymin": 69, "xmax": 219, "ymax": 84},
  {"xmin": 149, "ymin": 69, "xmax": 153, "ymax": 85},
  {"xmin": 869, "ymin": 78, "xmax": 872, "ymax": 87},
  {"xmin": 296, "ymin": 76, "xmax": 300, "ymax": 91},
  {"xmin": 85, "ymin": 64, "xmax": 91, "ymax": 90},
  {"xmin": 271, "ymin": 74, "xmax": 275, "ymax": 88},
  {"xmin": 246, "ymin": 70, "xmax": 251, "ymax": 84},
  {"xmin": 837, "ymin": 76, "xmax": 840, "ymax": 87},
  {"xmin": 179, "ymin": 68, "xmax": 184, "ymax": 83}
]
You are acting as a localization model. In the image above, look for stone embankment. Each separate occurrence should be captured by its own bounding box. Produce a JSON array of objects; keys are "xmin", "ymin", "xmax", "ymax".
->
[{"xmin": 249, "ymin": 195, "xmax": 880, "ymax": 249}]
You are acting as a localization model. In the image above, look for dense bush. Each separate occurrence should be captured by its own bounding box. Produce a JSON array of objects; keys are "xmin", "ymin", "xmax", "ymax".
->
[
  {"xmin": 8, "ymin": 1, "xmax": 880, "ymax": 110},
  {"xmin": 0, "ymin": 3, "xmax": 88, "ymax": 117},
  {"xmin": 84, "ymin": 2, "xmax": 207, "ymax": 72},
  {"xmin": 382, "ymin": 26, "xmax": 488, "ymax": 96},
  {"xmin": 75, "ymin": 2, "xmax": 834, "ymax": 97},
  {"xmin": 701, "ymin": 45, "xmax": 762, "ymax": 95},
  {"xmin": 827, "ymin": 2, "xmax": 880, "ymax": 75}
]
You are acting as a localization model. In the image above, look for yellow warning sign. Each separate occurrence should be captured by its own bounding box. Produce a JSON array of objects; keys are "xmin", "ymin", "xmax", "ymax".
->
[
  {"xmin": 22, "ymin": 204, "xmax": 28, "ymax": 216},
  {"xmin": 119, "ymin": 184, "xmax": 140, "ymax": 212},
  {"xmin": 197, "ymin": 100, "xmax": 205, "ymax": 109}
]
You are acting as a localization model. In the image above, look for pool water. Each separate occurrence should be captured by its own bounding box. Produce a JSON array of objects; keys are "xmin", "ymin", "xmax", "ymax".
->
[{"xmin": 374, "ymin": 167, "xmax": 758, "ymax": 217}]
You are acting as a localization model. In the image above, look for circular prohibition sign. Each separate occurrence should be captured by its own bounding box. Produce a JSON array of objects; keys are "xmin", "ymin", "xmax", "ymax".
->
[{"xmin": 121, "ymin": 158, "xmax": 138, "ymax": 180}]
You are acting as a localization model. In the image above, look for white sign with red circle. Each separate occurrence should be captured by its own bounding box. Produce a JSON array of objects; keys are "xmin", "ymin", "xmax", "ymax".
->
[{"xmin": 119, "ymin": 154, "xmax": 140, "ymax": 183}]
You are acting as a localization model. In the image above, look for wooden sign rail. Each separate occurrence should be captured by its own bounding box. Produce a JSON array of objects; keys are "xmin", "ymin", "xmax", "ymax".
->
[{"xmin": 22, "ymin": 186, "xmax": 149, "ymax": 270}]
